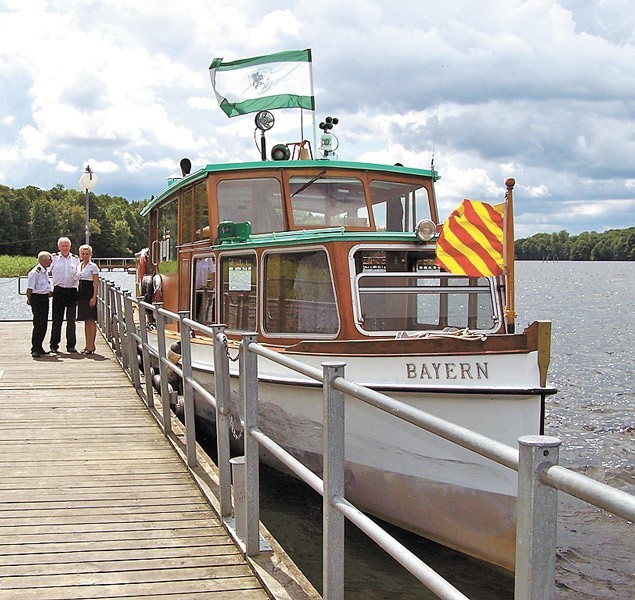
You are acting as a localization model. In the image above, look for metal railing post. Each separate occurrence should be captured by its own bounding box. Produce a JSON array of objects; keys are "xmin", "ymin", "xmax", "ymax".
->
[
  {"xmin": 515, "ymin": 435, "xmax": 561, "ymax": 600},
  {"xmin": 241, "ymin": 333, "xmax": 260, "ymax": 556},
  {"xmin": 123, "ymin": 293, "xmax": 140, "ymax": 389},
  {"xmin": 323, "ymin": 362, "xmax": 346, "ymax": 600},
  {"xmin": 119, "ymin": 291, "xmax": 132, "ymax": 374},
  {"xmin": 112, "ymin": 287, "xmax": 123, "ymax": 361},
  {"xmin": 155, "ymin": 303, "xmax": 172, "ymax": 435},
  {"xmin": 212, "ymin": 324, "xmax": 232, "ymax": 519},
  {"xmin": 104, "ymin": 282, "xmax": 114, "ymax": 341},
  {"xmin": 179, "ymin": 311, "xmax": 197, "ymax": 467},
  {"xmin": 138, "ymin": 302, "xmax": 153, "ymax": 407},
  {"xmin": 97, "ymin": 278, "xmax": 105, "ymax": 329}
]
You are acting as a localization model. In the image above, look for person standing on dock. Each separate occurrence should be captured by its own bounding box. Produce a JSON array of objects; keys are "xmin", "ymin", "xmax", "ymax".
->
[
  {"xmin": 26, "ymin": 251, "xmax": 52, "ymax": 358},
  {"xmin": 76, "ymin": 244, "xmax": 99, "ymax": 354},
  {"xmin": 48, "ymin": 236, "xmax": 80, "ymax": 353}
]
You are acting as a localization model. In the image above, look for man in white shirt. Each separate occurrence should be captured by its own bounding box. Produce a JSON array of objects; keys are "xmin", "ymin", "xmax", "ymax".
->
[
  {"xmin": 26, "ymin": 251, "xmax": 52, "ymax": 357},
  {"xmin": 48, "ymin": 237, "xmax": 80, "ymax": 353}
]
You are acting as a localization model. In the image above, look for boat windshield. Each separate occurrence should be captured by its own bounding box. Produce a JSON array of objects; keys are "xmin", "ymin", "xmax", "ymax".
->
[
  {"xmin": 351, "ymin": 249, "xmax": 501, "ymax": 334},
  {"xmin": 289, "ymin": 176, "xmax": 370, "ymax": 227},
  {"xmin": 369, "ymin": 180, "xmax": 432, "ymax": 232}
]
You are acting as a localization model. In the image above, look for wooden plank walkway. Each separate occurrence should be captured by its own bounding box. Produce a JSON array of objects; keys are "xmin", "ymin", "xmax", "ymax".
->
[{"xmin": 0, "ymin": 322, "xmax": 316, "ymax": 599}]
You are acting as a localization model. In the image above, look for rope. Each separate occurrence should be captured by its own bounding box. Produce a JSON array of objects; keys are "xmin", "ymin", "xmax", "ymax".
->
[{"xmin": 396, "ymin": 328, "xmax": 487, "ymax": 342}]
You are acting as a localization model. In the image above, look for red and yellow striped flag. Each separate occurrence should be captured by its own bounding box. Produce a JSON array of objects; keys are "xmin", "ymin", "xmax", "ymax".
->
[{"xmin": 435, "ymin": 199, "xmax": 505, "ymax": 277}]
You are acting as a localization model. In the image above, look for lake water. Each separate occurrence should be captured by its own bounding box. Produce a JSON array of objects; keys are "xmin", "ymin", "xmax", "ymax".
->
[{"xmin": 2, "ymin": 262, "xmax": 633, "ymax": 598}]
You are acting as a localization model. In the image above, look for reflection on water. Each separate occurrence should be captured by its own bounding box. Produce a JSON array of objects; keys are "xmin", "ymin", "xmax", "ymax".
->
[{"xmin": 2, "ymin": 262, "xmax": 633, "ymax": 598}]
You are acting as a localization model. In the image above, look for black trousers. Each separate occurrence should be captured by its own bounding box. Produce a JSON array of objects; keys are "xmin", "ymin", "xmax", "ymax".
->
[
  {"xmin": 30, "ymin": 293, "xmax": 50, "ymax": 353},
  {"xmin": 50, "ymin": 286, "xmax": 78, "ymax": 350}
]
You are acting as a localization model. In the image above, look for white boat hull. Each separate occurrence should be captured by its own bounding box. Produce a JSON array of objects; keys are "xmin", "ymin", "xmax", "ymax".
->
[{"xmin": 176, "ymin": 339, "xmax": 545, "ymax": 571}]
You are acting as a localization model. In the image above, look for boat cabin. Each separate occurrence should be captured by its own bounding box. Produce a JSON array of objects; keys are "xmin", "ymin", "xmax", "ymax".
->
[{"xmin": 140, "ymin": 160, "xmax": 507, "ymax": 343}]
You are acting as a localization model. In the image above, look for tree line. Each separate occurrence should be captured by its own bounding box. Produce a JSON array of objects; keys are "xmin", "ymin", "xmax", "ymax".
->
[
  {"xmin": 0, "ymin": 184, "xmax": 148, "ymax": 258},
  {"xmin": 0, "ymin": 183, "xmax": 633, "ymax": 260},
  {"xmin": 515, "ymin": 228, "xmax": 634, "ymax": 261}
]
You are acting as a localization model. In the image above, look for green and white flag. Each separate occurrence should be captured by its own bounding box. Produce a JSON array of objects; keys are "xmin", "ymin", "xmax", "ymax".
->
[{"xmin": 209, "ymin": 49, "xmax": 315, "ymax": 118}]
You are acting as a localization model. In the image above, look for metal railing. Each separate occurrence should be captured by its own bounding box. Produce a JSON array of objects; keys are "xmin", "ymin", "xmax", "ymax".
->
[{"xmin": 97, "ymin": 278, "xmax": 635, "ymax": 600}]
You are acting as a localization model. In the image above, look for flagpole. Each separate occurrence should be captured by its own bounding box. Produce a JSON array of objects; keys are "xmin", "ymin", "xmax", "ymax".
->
[
  {"xmin": 504, "ymin": 178, "xmax": 517, "ymax": 333},
  {"xmin": 308, "ymin": 50, "xmax": 317, "ymax": 155}
]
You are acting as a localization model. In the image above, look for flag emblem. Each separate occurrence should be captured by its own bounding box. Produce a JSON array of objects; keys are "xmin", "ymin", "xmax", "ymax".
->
[
  {"xmin": 248, "ymin": 68, "xmax": 272, "ymax": 94},
  {"xmin": 435, "ymin": 199, "xmax": 505, "ymax": 277}
]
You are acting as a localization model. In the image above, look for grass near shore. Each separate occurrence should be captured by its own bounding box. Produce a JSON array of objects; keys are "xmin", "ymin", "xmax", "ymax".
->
[{"xmin": 0, "ymin": 255, "xmax": 38, "ymax": 277}]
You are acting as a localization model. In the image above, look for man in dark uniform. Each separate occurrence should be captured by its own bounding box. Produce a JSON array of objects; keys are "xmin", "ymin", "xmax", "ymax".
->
[
  {"xmin": 26, "ymin": 251, "xmax": 53, "ymax": 358},
  {"xmin": 49, "ymin": 236, "xmax": 80, "ymax": 353}
]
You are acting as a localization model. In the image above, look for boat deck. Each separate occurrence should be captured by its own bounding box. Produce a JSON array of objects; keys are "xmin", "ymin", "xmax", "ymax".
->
[{"xmin": 0, "ymin": 321, "xmax": 315, "ymax": 599}]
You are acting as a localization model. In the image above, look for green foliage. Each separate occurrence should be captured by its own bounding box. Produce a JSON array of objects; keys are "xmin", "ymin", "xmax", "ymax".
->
[
  {"xmin": 515, "ymin": 228, "xmax": 634, "ymax": 260},
  {"xmin": 0, "ymin": 255, "xmax": 38, "ymax": 277},
  {"xmin": 0, "ymin": 184, "xmax": 149, "ymax": 258}
]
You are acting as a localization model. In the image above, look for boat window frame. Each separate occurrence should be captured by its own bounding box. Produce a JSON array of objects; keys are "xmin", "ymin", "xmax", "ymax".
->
[
  {"xmin": 215, "ymin": 175, "xmax": 285, "ymax": 235},
  {"xmin": 348, "ymin": 243, "xmax": 504, "ymax": 337},
  {"xmin": 286, "ymin": 173, "xmax": 371, "ymax": 229},
  {"xmin": 260, "ymin": 244, "xmax": 340, "ymax": 340},
  {"xmin": 217, "ymin": 249, "xmax": 258, "ymax": 334},
  {"xmin": 190, "ymin": 252, "xmax": 216, "ymax": 328},
  {"xmin": 154, "ymin": 195, "xmax": 179, "ymax": 274}
]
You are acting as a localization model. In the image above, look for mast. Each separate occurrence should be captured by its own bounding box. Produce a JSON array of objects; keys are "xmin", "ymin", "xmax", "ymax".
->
[{"xmin": 504, "ymin": 178, "xmax": 517, "ymax": 333}]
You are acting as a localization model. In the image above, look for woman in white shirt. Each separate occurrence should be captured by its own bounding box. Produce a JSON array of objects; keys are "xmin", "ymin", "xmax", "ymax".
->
[{"xmin": 76, "ymin": 244, "xmax": 100, "ymax": 354}]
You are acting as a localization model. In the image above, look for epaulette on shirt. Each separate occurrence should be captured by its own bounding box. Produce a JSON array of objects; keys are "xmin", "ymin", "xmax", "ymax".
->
[{"xmin": 36, "ymin": 266, "xmax": 43, "ymax": 272}]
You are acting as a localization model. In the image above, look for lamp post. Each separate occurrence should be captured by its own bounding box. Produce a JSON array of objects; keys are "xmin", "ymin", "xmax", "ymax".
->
[{"xmin": 78, "ymin": 165, "xmax": 97, "ymax": 245}]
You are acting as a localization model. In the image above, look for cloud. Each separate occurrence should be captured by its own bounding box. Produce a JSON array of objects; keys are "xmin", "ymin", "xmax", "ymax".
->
[{"xmin": 0, "ymin": 0, "xmax": 633, "ymax": 236}]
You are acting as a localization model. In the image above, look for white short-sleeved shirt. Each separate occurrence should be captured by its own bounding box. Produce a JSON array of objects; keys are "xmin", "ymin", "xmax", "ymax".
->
[
  {"xmin": 50, "ymin": 252, "xmax": 80, "ymax": 288},
  {"xmin": 77, "ymin": 261, "xmax": 99, "ymax": 281},
  {"xmin": 27, "ymin": 265, "xmax": 51, "ymax": 294}
]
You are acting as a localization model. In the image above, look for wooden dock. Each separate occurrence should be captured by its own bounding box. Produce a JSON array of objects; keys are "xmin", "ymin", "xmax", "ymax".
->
[{"xmin": 0, "ymin": 322, "xmax": 317, "ymax": 599}]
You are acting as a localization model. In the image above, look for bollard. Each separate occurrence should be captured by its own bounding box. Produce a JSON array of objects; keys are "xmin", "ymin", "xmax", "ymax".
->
[{"xmin": 230, "ymin": 456, "xmax": 246, "ymax": 541}]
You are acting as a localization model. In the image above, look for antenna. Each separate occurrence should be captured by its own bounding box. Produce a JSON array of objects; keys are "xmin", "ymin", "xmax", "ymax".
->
[{"xmin": 431, "ymin": 64, "xmax": 445, "ymax": 170}]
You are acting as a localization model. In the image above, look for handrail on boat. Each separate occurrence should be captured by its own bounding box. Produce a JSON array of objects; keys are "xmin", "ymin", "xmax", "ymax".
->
[{"xmin": 97, "ymin": 277, "xmax": 635, "ymax": 600}]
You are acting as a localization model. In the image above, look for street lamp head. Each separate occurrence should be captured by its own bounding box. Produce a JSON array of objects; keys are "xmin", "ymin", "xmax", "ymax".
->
[{"xmin": 79, "ymin": 165, "xmax": 98, "ymax": 192}]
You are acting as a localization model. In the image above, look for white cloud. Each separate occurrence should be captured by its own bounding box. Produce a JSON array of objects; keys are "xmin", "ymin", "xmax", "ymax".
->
[{"xmin": 0, "ymin": 0, "xmax": 633, "ymax": 235}]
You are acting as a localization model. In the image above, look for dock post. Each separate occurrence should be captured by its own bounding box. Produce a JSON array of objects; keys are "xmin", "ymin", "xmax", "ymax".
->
[
  {"xmin": 212, "ymin": 325, "xmax": 232, "ymax": 520},
  {"xmin": 179, "ymin": 311, "xmax": 197, "ymax": 467},
  {"xmin": 155, "ymin": 303, "xmax": 172, "ymax": 435},
  {"xmin": 515, "ymin": 435, "xmax": 561, "ymax": 600},
  {"xmin": 323, "ymin": 361, "xmax": 346, "ymax": 600},
  {"xmin": 241, "ymin": 333, "xmax": 260, "ymax": 556}
]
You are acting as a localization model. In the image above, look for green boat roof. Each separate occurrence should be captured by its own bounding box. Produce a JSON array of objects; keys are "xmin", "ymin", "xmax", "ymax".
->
[
  {"xmin": 212, "ymin": 227, "xmax": 430, "ymax": 249},
  {"xmin": 141, "ymin": 159, "xmax": 439, "ymax": 216}
]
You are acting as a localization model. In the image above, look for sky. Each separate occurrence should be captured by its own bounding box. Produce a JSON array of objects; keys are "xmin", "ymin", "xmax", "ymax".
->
[{"xmin": 1, "ymin": 0, "xmax": 634, "ymax": 238}]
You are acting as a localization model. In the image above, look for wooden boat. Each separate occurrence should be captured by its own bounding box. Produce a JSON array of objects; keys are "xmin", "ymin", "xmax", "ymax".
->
[{"xmin": 136, "ymin": 118, "xmax": 555, "ymax": 571}]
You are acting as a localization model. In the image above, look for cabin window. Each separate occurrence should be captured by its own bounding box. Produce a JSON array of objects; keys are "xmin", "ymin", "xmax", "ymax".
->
[
  {"xmin": 217, "ymin": 178, "xmax": 283, "ymax": 233},
  {"xmin": 157, "ymin": 197, "xmax": 178, "ymax": 273},
  {"xmin": 354, "ymin": 264, "xmax": 499, "ymax": 334},
  {"xmin": 369, "ymin": 181, "xmax": 431, "ymax": 231},
  {"xmin": 194, "ymin": 182, "xmax": 209, "ymax": 240},
  {"xmin": 192, "ymin": 255, "xmax": 216, "ymax": 325},
  {"xmin": 263, "ymin": 249, "xmax": 339, "ymax": 335},
  {"xmin": 219, "ymin": 253, "xmax": 257, "ymax": 331},
  {"xmin": 289, "ymin": 176, "xmax": 370, "ymax": 228},
  {"xmin": 180, "ymin": 187, "xmax": 194, "ymax": 244}
]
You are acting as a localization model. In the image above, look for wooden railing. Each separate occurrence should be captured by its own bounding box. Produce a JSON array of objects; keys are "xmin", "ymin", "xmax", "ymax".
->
[{"xmin": 93, "ymin": 257, "xmax": 136, "ymax": 271}]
